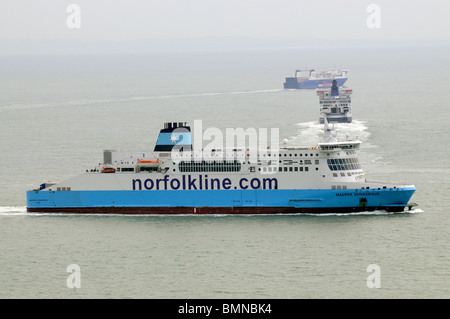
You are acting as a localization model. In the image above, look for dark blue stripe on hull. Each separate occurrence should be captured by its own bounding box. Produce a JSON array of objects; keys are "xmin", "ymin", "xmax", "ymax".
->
[{"xmin": 26, "ymin": 205, "xmax": 407, "ymax": 215}]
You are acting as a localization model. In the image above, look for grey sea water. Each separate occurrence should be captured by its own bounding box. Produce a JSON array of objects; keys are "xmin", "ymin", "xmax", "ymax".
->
[{"xmin": 0, "ymin": 45, "xmax": 449, "ymax": 298}]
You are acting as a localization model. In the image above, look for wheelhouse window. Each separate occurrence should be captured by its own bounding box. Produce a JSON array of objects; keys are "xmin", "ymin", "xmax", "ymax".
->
[{"xmin": 327, "ymin": 158, "xmax": 361, "ymax": 171}]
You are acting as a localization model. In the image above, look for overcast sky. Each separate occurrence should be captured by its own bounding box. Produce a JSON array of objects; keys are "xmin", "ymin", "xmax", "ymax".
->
[{"xmin": 1, "ymin": 0, "xmax": 449, "ymax": 42}]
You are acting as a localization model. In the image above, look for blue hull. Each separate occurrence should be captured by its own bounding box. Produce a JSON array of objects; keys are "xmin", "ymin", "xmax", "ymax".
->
[
  {"xmin": 284, "ymin": 78, "xmax": 348, "ymax": 89},
  {"xmin": 27, "ymin": 187, "xmax": 415, "ymax": 214}
]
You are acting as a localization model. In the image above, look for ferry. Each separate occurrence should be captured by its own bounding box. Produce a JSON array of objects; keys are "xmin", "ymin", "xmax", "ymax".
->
[
  {"xmin": 317, "ymin": 80, "xmax": 352, "ymax": 123},
  {"xmin": 26, "ymin": 117, "xmax": 416, "ymax": 215},
  {"xmin": 283, "ymin": 69, "xmax": 348, "ymax": 89}
]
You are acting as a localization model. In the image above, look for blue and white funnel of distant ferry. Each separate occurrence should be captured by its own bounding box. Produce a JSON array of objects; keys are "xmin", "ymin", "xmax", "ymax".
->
[{"xmin": 330, "ymin": 80, "xmax": 339, "ymax": 96}]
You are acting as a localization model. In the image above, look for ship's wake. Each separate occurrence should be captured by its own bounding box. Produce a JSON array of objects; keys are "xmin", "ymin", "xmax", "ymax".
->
[
  {"xmin": 0, "ymin": 206, "xmax": 27, "ymax": 215},
  {"xmin": 288, "ymin": 120, "xmax": 371, "ymax": 146},
  {"xmin": 0, "ymin": 206, "xmax": 422, "ymax": 217},
  {"xmin": 0, "ymin": 89, "xmax": 284, "ymax": 112},
  {"xmin": 299, "ymin": 207, "xmax": 423, "ymax": 217}
]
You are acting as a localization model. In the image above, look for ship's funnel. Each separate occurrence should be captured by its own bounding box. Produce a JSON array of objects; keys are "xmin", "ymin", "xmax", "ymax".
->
[
  {"xmin": 154, "ymin": 122, "xmax": 192, "ymax": 152},
  {"xmin": 331, "ymin": 79, "xmax": 339, "ymax": 96}
]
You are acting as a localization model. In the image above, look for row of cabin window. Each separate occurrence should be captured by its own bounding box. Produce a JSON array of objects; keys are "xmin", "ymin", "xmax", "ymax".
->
[
  {"xmin": 321, "ymin": 145, "xmax": 357, "ymax": 150},
  {"xmin": 251, "ymin": 166, "xmax": 315, "ymax": 172},
  {"xmin": 320, "ymin": 103, "xmax": 350, "ymax": 107},
  {"xmin": 178, "ymin": 153, "xmax": 318, "ymax": 158},
  {"xmin": 280, "ymin": 159, "xmax": 319, "ymax": 165},
  {"xmin": 179, "ymin": 161, "xmax": 242, "ymax": 172},
  {"xmin": 278, "ymin": 166, "xmax": 310, "ymax": 172},
  {"xmin": 279, "ymin": 153, "xmax": 318, "ymax": 157},
  {"xmin": 333, "ymin": 172, "xmax": 360, "ymax": 177},
  {"xmin": 331, "ymin": 185, "xmax": 347, "ymax": 190},
  {"xmin": 176, "ymin": 166, "xmax": 315, "ymax": 173}
]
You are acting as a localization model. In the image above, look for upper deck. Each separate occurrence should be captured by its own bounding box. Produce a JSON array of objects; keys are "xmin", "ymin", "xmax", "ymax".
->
[{"xmin": 317, "ymin": 88, "xmax": 352, "ymax": 101}]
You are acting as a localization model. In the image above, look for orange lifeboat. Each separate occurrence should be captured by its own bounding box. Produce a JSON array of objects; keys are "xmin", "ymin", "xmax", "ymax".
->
[
  {"xmin": 137, "ymin": 159, "xmax": 158, "ymax": 164},
  {"xmin": 101, "ymin": 167, "xmax": 116, "ymax": 173}
]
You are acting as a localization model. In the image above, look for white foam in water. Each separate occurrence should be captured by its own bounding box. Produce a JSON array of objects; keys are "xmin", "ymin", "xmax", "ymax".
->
[
  {"xmin": 0, "ymin": 206, "xmax": 421, "ymax": 217},
  {"xmin": 289, "ymin": 120, "xmax": 371, "ymax": 147},
  {"xmin": 313, "ymin": 208, "xmax": 422, "ymax": 217},
  {"xmin": 0, "ymin": 206, "xmax": 27, "ymax": 215}
]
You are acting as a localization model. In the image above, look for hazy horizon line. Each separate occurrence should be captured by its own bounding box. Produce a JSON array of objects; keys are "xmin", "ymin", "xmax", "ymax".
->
[{"xmin": 1, "ymin": 36, "xmax": 448, "ymax": 55}]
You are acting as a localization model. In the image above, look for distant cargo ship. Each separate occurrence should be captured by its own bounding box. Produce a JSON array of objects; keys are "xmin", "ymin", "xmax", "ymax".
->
[
  {"xmin": 317, "ymin": 80, "xmax": 352, "ymax": 124},
  {"xmin": 284, "ymin": 69, "xmax": 348, "ymax": 89}
]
